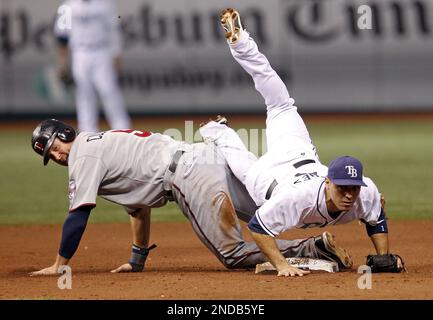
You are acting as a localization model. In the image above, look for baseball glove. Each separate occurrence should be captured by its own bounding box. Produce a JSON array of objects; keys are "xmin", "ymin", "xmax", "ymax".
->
[{"xmin": 366, "ymin": 253, "xmax": 406, "ymax": 273}]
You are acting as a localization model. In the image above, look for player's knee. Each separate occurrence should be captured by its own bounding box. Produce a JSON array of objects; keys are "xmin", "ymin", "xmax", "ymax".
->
[
  {"xmin": 96, "ymin": 78, "xmax": 120, "ymax": 97},
  {"xmin": 221, "ymin": 257, "xmax": 254, "ymax": 270},
  {"xmin": 97, "ymin": 86, "xmax": 114, "ymax": 101},
  {"xmin": 219, "ymin": 255, "xmax": 239, "ymax": 269},
  {"xmin": 212, "ymin": 192, "xmax": 247, "ymax": 269},
  {"xmin": 222, "ymin": 260, "xmax": 238, "ymax": 269},
  {"xmin": 213, "ymin": 191, "xmax": 237, "ymax": 229}
]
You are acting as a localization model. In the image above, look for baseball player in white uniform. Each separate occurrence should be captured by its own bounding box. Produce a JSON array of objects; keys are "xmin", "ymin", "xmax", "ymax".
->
[
  {"xmin": 54, "ymin": 0, "xmax": 131, "ymax": 132},
  {"xmin": 29, "ymin": 118, "xmax": 353, "ymax": 276},
  {"xmin": 199, "ymin": 9, "xmax": 404, "ymax": 276}
]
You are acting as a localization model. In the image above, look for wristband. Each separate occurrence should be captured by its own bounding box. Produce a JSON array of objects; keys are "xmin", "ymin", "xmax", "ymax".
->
[{"xmin": 128, "ymin": 244, "xmax": 157, "ymax": 272}]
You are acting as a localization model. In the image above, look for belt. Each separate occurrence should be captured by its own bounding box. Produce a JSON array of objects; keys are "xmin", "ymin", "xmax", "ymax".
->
[
  {"xmin": 168, "ymin": 150, "xmax": 185, "ymax": 173},
  {"xmin": 265, "ymin": 180, "xmax": 278, "ymax": 200},
  {"xmin": 165, "ymin": 150, "xmax": 185, "ymax": 201},
  {"xmin": 292, "ymin": 159, "xmax": 316, "ymax": 168},
  {"xmin": 265, "ymin": 158, "xmax": 316, "ymax": 200}
]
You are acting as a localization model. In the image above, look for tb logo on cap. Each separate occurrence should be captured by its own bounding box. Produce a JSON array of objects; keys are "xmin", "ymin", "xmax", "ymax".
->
[{"xmin": 345, "ymin": 165, "xmax": 358, "ymax": 177}]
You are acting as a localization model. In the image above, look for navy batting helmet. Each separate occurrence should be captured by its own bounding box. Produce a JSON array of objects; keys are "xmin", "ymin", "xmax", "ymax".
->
[{"xmin": 31, "ymin": 119, "xmax": 76, "ymax": 165}]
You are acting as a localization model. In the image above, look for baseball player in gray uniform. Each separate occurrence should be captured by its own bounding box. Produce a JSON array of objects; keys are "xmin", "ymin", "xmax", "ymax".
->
[
  {"xmin": 54, "ymin": 0, "xmax": 131, "ymax": 132},
  {"xmin": 29, "ymin": 119, "xmax": 352, "ymax": 276},
  {"xmin": 199, "ymin": 8, "xmax": 405, "ymax": 276}
]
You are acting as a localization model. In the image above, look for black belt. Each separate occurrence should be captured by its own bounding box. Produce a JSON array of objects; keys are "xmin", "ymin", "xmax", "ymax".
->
[
  {"xmin": 293, "ymin": 159, "xmax": 316, "ymax": 168},
  {"xmin": 165, "ymin": 150, "xmax": 185, "ymax": 201},
  {"xmin": 265, "ymin": 180, "xmax": 278, "ymax": 200},
  {"xmin": 168, "ymin": 150, "xmax": 185, "ymax": 173},
  {"xmin": 265, "ymin": 159, "xmax": 316, "ymax": 200}
]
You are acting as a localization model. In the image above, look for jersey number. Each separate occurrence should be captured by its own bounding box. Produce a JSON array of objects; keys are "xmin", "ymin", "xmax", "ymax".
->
[{"xmin": 111, "ymin": 129, "xmax": 152, "ymax": 138}]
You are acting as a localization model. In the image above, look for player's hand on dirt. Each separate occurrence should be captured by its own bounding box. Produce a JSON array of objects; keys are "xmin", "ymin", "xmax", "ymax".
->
[
  {"xmin": 110, "ymin": 263, "xmax": 133, "ymax": 273},
  {"xmin": 29, "ymin": 264, "xmax": 60, "ymax": 277},
  {"xmin": 277, "ymin": 265, "xmax": 310, "ymax": 277}
]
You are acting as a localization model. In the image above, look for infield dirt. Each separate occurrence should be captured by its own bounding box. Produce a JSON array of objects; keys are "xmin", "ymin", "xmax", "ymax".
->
[{"xmin": 1, "ymin": 219, "xmax": 432, "ymax": 300}]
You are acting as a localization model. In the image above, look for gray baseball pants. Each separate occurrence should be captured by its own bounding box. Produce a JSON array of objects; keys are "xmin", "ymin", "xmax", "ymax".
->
[{"xmin": 165, "ymin": 143, "xmax": 322, "ymax": 269}]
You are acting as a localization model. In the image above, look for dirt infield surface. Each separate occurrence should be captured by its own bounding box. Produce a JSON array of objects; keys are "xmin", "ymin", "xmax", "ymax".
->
[{"xmin": 1, "ymin": 219, "xmax": 432, "ymax": 300}]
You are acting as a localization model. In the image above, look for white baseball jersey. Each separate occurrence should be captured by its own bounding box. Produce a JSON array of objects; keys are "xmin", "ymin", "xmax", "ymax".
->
[
  {"xmin": 67, "ymin": 130, "xmax": 183, "ymax": 212},
  {"xmin": 201, "ymin": 30, "xmax": 384, "ymax": 238},
  {"xmin": 54, "ymin": 0, "xmax": 121, "ymax": 56},
  {"xmin": 200, "ymin": 30, "xmax": 329, "ymax": 206},
  {"xmin": 255, "ymin": 177, "xmax": 382, "ymax": 237}
]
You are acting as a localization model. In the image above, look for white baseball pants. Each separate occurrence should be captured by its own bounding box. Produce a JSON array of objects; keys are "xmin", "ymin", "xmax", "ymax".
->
[
  {"xmin": 72, "ymin": 51, "xmax": 131, "ymax": 132},
  {"xmin": 200, "ymin": 30, "xmax": 325, "ymax": 206}
]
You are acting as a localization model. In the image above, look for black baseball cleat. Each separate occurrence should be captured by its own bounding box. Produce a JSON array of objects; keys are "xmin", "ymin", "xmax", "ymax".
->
[
  {"xmin": 314, "ymin": 231, "xmax": 353, "ymax": 269},
  {"xmin": 199, "ymin": 115, "xmax": 229, "ymax": 128},
  {"xmin": 220, "ymin": 8, "xmax": 244, "ymax": 44}
]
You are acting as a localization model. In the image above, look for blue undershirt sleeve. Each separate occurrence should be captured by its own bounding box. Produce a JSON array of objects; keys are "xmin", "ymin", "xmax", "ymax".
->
[
  {"xmin": 58, "ymin": 205, "xmax": 92, "ymax": 259},
  {"xmin": 247, "ymin": 214, "xmax": 268, "ymax": 235},
  {"xmin": 363, "ymin": 208, "xmax": 388, "ymax": 237}
]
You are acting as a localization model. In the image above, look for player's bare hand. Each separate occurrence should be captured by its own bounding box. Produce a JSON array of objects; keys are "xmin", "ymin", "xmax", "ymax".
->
[
  {"xmin": 110, "ymin": 263, "xmax": 133, "ymax": 273},
  {"xmin": 277, "ymin": 266, "xmax": 310, "ymax": 277},
  {"xmin": 29, "ymin": 264, "xmax": 60, "ymax": 277}
]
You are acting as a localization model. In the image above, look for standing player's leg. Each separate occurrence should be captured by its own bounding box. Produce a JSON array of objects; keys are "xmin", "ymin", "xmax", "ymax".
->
[
  {"xmin": 72, "ymin": 55, "xmax": 98, "ymax": 132},
  {"xmin": 221, "ymin": 9, "xmax": 317, "ymax": 156},
  {"xmin": 92, "ymin": 54, "xmax": 131, "ymax": 130}
]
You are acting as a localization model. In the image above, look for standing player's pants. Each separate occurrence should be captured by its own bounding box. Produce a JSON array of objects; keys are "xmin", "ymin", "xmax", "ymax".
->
[
  {"xmin": 72, "ymin": 51, "xmax": 131, "ymax": 132},
  {"xmin": 166, "ymin": 143, "xmax": 322, "ymax": 269},
  {"xmin": 200, "ymin": 30, "xmax": 327, "ymax": 206}
]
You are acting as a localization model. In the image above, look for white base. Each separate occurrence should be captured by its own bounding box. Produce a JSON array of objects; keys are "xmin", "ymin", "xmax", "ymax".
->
[{"xmin": 255, "ymin": 257, "xmax": 339, "ymax": 274}]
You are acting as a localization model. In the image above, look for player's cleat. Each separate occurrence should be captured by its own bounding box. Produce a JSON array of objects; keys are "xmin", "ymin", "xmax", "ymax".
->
[
  {"xmin": 314, "ymin": 231, "xmax": 353, "ymax": 269},
  {"xmin": 215, "ymin": 115, "xmax": 228, "ymax": 126},
  {"xmin": 220, "ymin": 8, "xmax": 244, "ymax": 44},
  {"xmin": 199, "ymin": 115, "xmax": 229, "ymax": 128}
]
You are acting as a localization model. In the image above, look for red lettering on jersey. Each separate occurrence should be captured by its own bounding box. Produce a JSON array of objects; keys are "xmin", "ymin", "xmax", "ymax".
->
[
  {"xmin": 111, "ymin": 129, "xmax": 134, "ymax": 133},
  {"xmin": 111, "ymin": 129, "xmax": 152, "ymax": 138},
  {"xmin": 133, "ymin": 130, "xmax": 152, "ymax": 137}
]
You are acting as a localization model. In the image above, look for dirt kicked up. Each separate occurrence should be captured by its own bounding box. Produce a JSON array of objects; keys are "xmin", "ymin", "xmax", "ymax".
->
[{"xmin": 1, "ymin": 219, "xmax": 432, "ymax": 300}]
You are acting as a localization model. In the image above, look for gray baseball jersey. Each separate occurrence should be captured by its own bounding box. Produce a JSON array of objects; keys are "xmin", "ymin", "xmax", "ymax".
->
[
  {"xmin": 68, "ymin": 129, "xmax": 183, "ymax": 212},
  {"xmin": 67, "ymin": 129, "xmax": 324, "ymax": 268}
]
